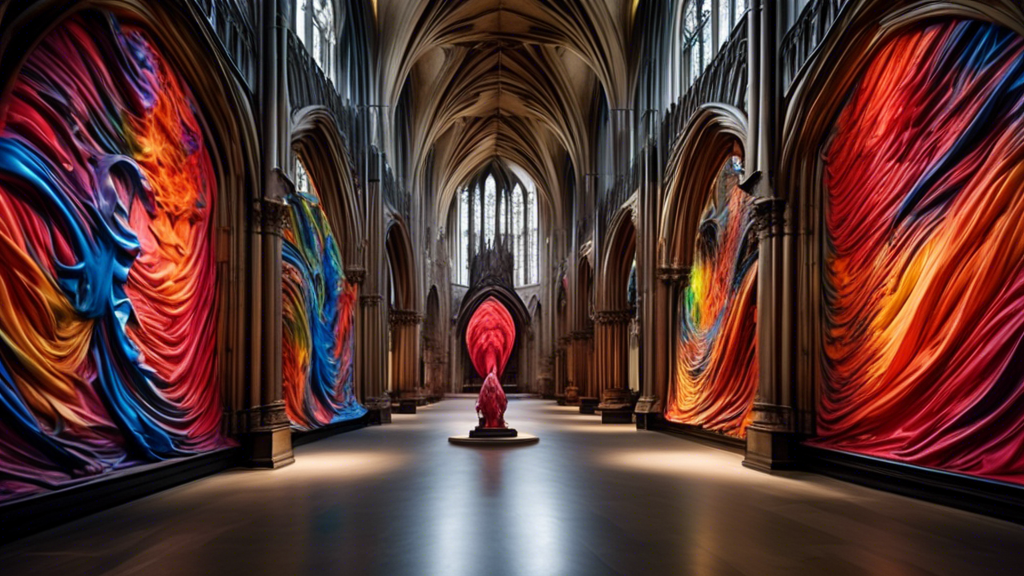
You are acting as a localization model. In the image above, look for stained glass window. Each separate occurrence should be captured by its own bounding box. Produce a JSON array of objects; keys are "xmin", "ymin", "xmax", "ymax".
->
[
  {"xmin": 484, "ymin": 175, "xmax": 496, "ymax": 247},
  {"xmin": 451, "ymin": 172, "xmax": 539, "ymax": 287},
  {"xmin": 460, "ymin": 188, "xmax": 470, "ymax": 284},
  {"xmin": 295, "ymin": 1, "xmax": 336, "ymax": 84},
  {"xmin": 496, "ymin": 189, "xmax": 505, "ymax": 247},
  {"xmin": 719, "ymin": 0, "xmax": 731, "ymax": 48},
  {"xmin": 295, "ymin": 157, "xmax": 311, "ymax": 198},
  {"xmin": 683, "ymin": 0, "xmax": 712, "ymax": 86},
  {"xmin": 512, "ymin": 184, "xmax": 525, "ymax": 285},
  {"xmin": 475, "ymin": 184, "xmax": 483, "ymax": 250},
  {"xmin": 528, "ymin": 186, "xmax": 538, "ymax": 283}
]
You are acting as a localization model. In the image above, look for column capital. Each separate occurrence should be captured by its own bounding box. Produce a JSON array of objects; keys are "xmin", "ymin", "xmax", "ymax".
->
[
  {"xmin": 253, "ymin": 198, "xmax": 291, "ymax": 237},
  {"xmin": 344, "ymin": 267, "xmax": 367, "ymax": 284},
  {"xmin": 749, "ymin": 402, "xmax": 794, "ymax": 433},
  {"xmin": 752, "ymin": 197, "xmax": 786, "ymax": 237},
  {"xmin": 389, "ymin": 309, "xmax": 423, "ymax": 326},
  {"xmin": 657, "ymin": 266, "xmax": 689, "ymax": 286},
  {"xmin": 240, "ymin": 400, "xmax": 290, "ymax": 433},
  {"xmin": 360, "ymin": 294, "xmax": 384, "ymax": 306},
  {"xmin": 594, "ymin": 310, "xmax": 633, "ymax": 325}
]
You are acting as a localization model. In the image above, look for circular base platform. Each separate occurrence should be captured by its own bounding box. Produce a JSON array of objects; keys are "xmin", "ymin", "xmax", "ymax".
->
[{"xmin": 448, "ymin": 433, "xmax": 539, "ymax": 446}]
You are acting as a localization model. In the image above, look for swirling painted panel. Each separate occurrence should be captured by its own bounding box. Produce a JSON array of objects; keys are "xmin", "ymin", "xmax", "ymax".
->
[
  {"xmin": 0, "ymin": 14, "xmax": 227, "ymax": 502},
  {"xmin": 665, "ymin": 156, "xmax": 758, "ymax": 438},
  {"xmin": 812, "ymin": 20, "xmax": 1024, "ymax": 484},
  {"xmin": 282, "ymin": 166, "xmax": 365, "ymax": 430}
]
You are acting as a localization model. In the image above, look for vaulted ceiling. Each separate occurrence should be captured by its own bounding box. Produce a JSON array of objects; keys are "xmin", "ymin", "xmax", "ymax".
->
[{"xmin": 377, "ymin": 0, "xmax": 635, "ymax": 228}]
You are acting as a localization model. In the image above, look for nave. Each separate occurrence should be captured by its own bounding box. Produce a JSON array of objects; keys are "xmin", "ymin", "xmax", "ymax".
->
[{"xmin": 3, "ymin": 399, "xmax": 1022, "ymax": 576}]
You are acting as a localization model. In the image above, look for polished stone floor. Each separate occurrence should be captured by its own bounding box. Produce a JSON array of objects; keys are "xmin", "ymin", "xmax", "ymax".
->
[{"xmin": 3, "ymin": 399, "xmax": 1024, "ymax": 576}]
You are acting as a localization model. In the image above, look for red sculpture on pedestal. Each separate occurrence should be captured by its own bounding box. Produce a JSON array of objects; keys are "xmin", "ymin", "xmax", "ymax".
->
[
  {"xmin": 477, "ymin": 372, "xmax": 507, "ymax": 428},
  {"xmin": 465, "ymin": 298, "xmax": 516, "ymax": 436}
]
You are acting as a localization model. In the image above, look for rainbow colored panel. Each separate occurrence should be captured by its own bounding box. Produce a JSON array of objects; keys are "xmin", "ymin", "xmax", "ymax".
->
[
  {"xmin": 813, "ymin": 20, "xmax": 1024, "ymax": 483},
  {"xmin": 0, "ymin": 14, "xmax": 228, "ymax": 501},
  {"xmin": 665, "ymin": 156, "xmax": 758, "ymax": 438},
  {"xmin": 282, "ymin": 184, "xmax": 365, "ymax": 430}
]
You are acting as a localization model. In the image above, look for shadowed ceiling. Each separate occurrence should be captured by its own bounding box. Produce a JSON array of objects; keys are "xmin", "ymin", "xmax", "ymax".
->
[{"xmin": 377, "ymin": 0, "xmax": 635, "ymax": 228}]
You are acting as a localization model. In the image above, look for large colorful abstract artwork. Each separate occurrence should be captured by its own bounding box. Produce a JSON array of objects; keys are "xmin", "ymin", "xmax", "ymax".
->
[
  {"xmin": 0, "ymin": 14, "xmax": 227, "ymax": 502},
  {"xmin": 282, "ymin": 166, "xmax": 364, "ymax": 430},
  {"xmin": 665, "ymin": 156, "xmax": 758, "ymax": 438},
  {"xmin": 813, "ymin": 20, "xmax": 1024, "ymax": 484}
]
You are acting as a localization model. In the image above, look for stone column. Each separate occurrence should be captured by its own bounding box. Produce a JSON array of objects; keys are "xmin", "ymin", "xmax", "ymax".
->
[
  {"xmin": 635, "ymin": 120, "xmax": 667, "ymax": 429},
  {"xmin": 359, "ymin": 139, "xmax": 391, "ymax": 423},
  {"xmin": 390, "ymin": 309, "xmax": 423, "ymax": 408},
  {"xmin": 595, "ymin": 310, "xmax": 634, "ymax": 422},
  {"xmin": 636, "ymin": 266, "xmax": 687, "ymax": 429},
  {"xmin": 742, "ymin": 0, "xmax": 798, "ymax": 472},
  {"xmin": 743, "ymin": 198, "xmax": 796, "ymax": 470},
  {"xmin": 594, "ymin": 310, "xmax": 633, "ymax": 408},
  {"xmin": 575, "ymin": 328, "xmax": 596, "ymax": 412},
  {"xmin": 346, "ymin": 265, "xmax": 366, "ymax": 397},
  {"xmin": 243, "ymin": 0, "xmax": 293, "ymax": 468}
]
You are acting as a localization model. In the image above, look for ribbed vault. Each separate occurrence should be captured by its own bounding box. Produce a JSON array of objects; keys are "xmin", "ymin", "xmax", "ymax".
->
[{"xmin": 378, "ymin": 0, "xmax": 633, "ymax": 231}]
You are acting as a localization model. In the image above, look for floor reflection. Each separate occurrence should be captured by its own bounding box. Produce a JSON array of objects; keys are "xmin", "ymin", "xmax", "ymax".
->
[{"xmin": 3, "ymin": 399, "xmax": 1024, "ymax": 576}]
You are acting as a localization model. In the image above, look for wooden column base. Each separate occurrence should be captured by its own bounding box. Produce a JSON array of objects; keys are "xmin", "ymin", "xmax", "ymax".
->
[
  {"xmin": 634, "ymin": 396, "xmax": 661, "ymax": 430},
  {"xmin": 244, "ymin": 426, "xmax": 295, "ymax": 469},
  {"xmin": 241, "ymin": 401, "xmax": 294, "ymax": 469},
  {"xmin": 396, "ymin": 399, "xmax": 417, "ymax": 414},
  {"xmin": 366, "ymin": 407, "xmax": 392, "ymax": 425},
  {"xmin": 601, "ymin": 408, "xmax": 634, "ymax": 424},
  {"xmin": 742, "ymin": 426, "xmax": 798, "ymax": 472}
]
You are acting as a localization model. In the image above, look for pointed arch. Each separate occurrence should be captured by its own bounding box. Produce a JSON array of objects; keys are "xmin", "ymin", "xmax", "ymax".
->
[
  {"xmin": 659, "ymin": 103, "xmax": 747, "ymax": 270},
  {"xmin": 291, "ymin": 106, "xmax": 365, "ymax": 273}
]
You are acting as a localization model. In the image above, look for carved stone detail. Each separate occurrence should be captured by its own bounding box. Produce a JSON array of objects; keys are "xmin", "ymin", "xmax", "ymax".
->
[
  {"xmin": 253, "ymin": 198, "xmax": 291, "ymax": 236},
  {"xmin": 594, "ymin": 310, "xmax": 633, "ymax": 325},
  {"xmin": 389, "ymin": 309, "xmax": 423, "ymax": 326},
  {"xmin": 469, "ymin": 237, "xmax": 514, "ymax": 289},
  {"xmin": 634, "ymin": 396, "xmax": 662, "ymax": 414},
  {"xmin": 752, "ymin": 198, "xmax": 786, "ymax": 238},
  {"xmin": 241, "ymin": 401, "xmax": 290, "ymax": 433},
  {"xmin": 750, "ymin": 402, "xmax": 793, "ymax": 432},
  {"xmin": 657, "ymin": 266, "xmax": 689, "ymax": 286},
  {"xmin": 344, "ymin": 267, "xmax": 367, "ymax": 285},
  {"xmin": 361, "ymin": 294, "xmax": 384, "ymax": 306}
]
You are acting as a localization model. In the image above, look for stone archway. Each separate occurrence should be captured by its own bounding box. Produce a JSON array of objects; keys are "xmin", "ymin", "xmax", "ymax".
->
[{"xmin": 385, "ymin": 218, "xmax": 422, "ymax": 403}]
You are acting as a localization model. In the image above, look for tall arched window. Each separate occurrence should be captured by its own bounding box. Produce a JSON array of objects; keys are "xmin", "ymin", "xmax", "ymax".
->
[
  {"xmin": 681, "ymin": 1, "xmax": 748, "ymax": 88},
  {"xmin": 295, "ymin": 0, "xmax": 337, "ymax": 84},
  {"xmin": 452, "ymin": 172, "xmax": 540, "ymax": 287},
  {"xmin": 683, "ymin": 0, "xmax": 711, "ymax": 86},
  {"xmin": 484, "ymin": 175, "xmax": 496, "ymax": 246},
  {"xmin": 459, "ymin": 187, "xmax": 470, "ymax": 284},
  {"xmin": 295, "ymin": 157, "xmax": 311, "ymax": 199},
  {"xmin": 512, "ymin": 184, "xmax": 525, "ymax": 285},
  {"xmin": 527, "ymin": 186, "xmax": 538, "ymax": 283}
]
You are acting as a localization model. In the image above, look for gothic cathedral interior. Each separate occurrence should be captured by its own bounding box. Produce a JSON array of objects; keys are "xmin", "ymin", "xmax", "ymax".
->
[{"xmin": 2, "ymin": 2, "xmax": 1024, "ymax": 575}]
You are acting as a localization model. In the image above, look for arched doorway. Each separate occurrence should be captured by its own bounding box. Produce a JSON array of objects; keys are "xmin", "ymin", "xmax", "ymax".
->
[
  {"xmin": 595, "ymin": 206, "xmax": 638, "ymax": 415},
  {"xmin": 570, "ymin": 257, "xmax": 595, "ymax": 407},
  {"xmin": 422, "ymin": 286, "xmax": 447, "ymax": 398},
  {"xmin": 385, "ymin": 219, "xmax": 421, "ymax": 404}
]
